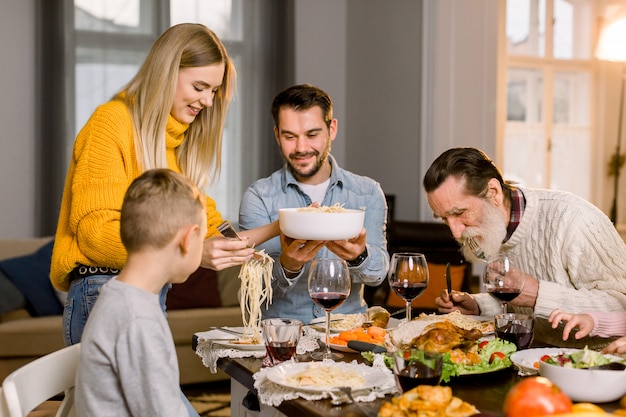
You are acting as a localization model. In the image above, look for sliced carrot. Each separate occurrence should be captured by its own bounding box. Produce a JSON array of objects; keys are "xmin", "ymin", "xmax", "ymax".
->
[
  {"xmin": 367, "ymin": 326, "xmax": 386, "ymax": 339},
  {"xmin": 329, "ymin": 337, "xmax": 347, "ymax": 346},
  {"xmin": 355, "ymin": 333, "xmax": 375, "ymax": 342},
  {"xmin": 338, "ymin": 332, "xmax": 359, "ymax": 342}
]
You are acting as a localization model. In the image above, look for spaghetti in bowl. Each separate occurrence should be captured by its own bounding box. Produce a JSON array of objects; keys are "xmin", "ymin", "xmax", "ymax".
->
[{"xmin": 278, "ymin": 207, "xmax": 365, "ymax": 240}]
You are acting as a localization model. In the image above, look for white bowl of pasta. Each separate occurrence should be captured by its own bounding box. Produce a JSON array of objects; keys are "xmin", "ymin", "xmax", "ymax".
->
[{"xmin": 278, "ymin": 206, "xmax": 365, "ymax": 241}]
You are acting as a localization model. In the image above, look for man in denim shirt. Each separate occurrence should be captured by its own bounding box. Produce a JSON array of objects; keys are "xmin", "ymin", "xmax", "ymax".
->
[{"xmin": 239, "ymin": 84, "xmax": 389, "ymax": 324}]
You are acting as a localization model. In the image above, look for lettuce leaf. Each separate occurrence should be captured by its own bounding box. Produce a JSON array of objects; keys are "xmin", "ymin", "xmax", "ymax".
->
[{"xmin": 441, "ymin": 338, "xmax": 517, "ymax": 383}]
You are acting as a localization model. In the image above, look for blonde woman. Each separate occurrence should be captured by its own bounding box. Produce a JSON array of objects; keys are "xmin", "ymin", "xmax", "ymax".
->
[{"xmin": 51, "ymin": 23, "xmax": 278, "ymax": 346}]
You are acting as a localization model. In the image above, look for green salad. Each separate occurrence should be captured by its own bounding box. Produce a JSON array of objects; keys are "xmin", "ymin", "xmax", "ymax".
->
[
  {"xmin": 361, "ymin": 338, "xmax": 517, "ymax": 383},
  {"xmin": 540, "ymin": 346, "xmax": 624, "ymax": 368},
  {"xmin": 443, "ymin": 338, "xmax": 517, "ymax": 382}
]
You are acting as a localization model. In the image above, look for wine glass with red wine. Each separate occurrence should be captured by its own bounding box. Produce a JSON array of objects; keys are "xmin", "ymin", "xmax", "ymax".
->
[
  {"xmin": 308, "ymin": 258, "xmax": 351, "ymax": 360},
  {"xmin": 387, "ymin": 253, "xmax": 429, "ymax": 322},
  {"xmin": 482, "ymin": 254, "xmax": 525, "ymax": 314}
]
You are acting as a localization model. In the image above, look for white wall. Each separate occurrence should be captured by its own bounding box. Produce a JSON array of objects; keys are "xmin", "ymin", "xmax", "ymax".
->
[
  {"xmin": 0, "ymin": 0, "xmax": 37, "ymax": 237},
  {"xmin": 293, "ymin": 0, "xmax": 499, "ymax": 222},
  {"xmin": 293, "ymin": 0, "xmax": 348, "ymax": 166},
  {"xmin": 420, "ymin": 0, "xmax": 499, "ymax": 219},
  {"xmin": 345, "ymin": 0, "xmax": 423, "ymax": 221}
]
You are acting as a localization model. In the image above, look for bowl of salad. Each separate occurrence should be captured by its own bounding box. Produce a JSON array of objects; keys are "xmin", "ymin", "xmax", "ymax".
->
[{"xmin": 538, "ymin": 347, "xmax": 626, "ymax": 403}]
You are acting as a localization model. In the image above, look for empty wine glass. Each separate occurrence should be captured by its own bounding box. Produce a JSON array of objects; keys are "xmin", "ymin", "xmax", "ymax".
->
[
  {"xmin": 482, "ymin": 254, "xmax": 525, "ymax": 314},
  {"xmin": 387, "ymin": 253, "xmax": 429, "ymax": 322},
  {"xmin": 308, "ymin": 258, "xmax": 351, "ymax": 360}
]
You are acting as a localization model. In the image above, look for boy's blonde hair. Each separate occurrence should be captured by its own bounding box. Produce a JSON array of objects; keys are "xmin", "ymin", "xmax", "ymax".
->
[{"xmin": 120, "ymin": 169, "xmax": 206, "ymax": 252}]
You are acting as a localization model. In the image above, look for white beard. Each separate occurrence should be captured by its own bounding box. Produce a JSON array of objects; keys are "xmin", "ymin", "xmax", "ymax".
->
[{"xmin": 458, "ymin": 200, "xmax": 507, "ymax": 263}]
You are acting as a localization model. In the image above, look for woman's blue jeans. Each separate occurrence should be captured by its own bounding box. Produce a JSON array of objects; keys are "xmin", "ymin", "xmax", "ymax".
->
[{"xmin": 63, "ymin": 274, "xmax": 169, "ymax": 346}]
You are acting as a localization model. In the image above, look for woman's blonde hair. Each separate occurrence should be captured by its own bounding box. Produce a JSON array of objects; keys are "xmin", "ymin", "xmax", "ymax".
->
[{"xmin": 116, "ymin": 23, "xmax": 236, "ymax": 190}]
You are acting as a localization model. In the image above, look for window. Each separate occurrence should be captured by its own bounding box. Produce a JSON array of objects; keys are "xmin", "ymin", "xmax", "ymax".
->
[
  {"xmin": 72, "ymin": 0, "xmax": 275, "ymax": 222},
  {"xmin": 502, "ymin": 0, "xmax": 594, "ymax": 200}
]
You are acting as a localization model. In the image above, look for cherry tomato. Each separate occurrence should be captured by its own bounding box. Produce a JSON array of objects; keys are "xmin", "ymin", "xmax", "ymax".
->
[
  {"xmin": 503, "ymin": 376, "xmax": 572, "ymax": 417},
  {"xmin": 489, "ymin": 352, "xmax": 505, "ymax": 364}
]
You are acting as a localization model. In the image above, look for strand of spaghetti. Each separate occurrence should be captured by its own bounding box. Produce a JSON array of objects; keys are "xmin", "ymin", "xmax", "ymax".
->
[{"xmin": 238, "ymin": 250, "xmax": 273, "ymax": 343}]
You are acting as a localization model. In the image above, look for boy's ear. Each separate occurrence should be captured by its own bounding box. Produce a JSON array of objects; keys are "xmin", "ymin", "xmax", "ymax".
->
[{"xmin": 179, "ymin": 224, "xmax": 200, "ymax": 255}]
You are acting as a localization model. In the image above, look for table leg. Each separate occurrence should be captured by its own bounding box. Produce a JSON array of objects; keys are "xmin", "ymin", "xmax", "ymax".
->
[{"xmin": 230, "ymin": 379, "xmax": 286, "ymax": 417}]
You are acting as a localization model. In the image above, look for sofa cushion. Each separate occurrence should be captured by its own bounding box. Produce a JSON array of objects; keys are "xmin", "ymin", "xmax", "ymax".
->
[
  {"xmin": 217, "ymin": 265, "xmax": 241, "ymax": 307},
  {"xmin": 0, "ymin": 240, "xmax": 62, "ymax": 316},
  {"xmin": 0, "ymin": 315, "xmax": 64, "ymax": 356},
  {"xmin": 167, "ymin": 306, "xmax": 243, "ymax": 345},
  {"xmin": 166, "ymin": 267, "xmax": 221, "ymax": 310},
  {"xmin": 0, "ymin": 269, "xmax": 26, "ymax": 315}
]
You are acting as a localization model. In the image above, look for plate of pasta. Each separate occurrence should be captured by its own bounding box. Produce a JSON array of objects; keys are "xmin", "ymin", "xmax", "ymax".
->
[
  {"xmin": 309, "ymin": 313, "xmax": 367, "ymax": 333},
  {"xmin": 266, "ymin": 361, "xmax": 391, "ymax": 392}
]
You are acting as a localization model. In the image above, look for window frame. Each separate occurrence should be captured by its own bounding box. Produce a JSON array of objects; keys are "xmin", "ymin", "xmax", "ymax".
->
[{"xmin": 498, "ymin": 0, "xmax": 597, "ymax": 203}]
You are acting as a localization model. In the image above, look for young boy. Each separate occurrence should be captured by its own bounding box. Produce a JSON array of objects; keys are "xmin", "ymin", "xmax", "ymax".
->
[{"xmin": 75, "ymin": 168, "xmax": 206, "ymax": 417}]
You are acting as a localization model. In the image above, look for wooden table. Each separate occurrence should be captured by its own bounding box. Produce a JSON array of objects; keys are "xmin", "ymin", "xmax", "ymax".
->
[{"xmin": 216, "ymin": 351, "xmax": 622, "ymax": 417}]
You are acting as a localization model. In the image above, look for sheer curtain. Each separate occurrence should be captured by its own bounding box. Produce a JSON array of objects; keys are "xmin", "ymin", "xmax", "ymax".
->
[{"xmin": 36, "ymin": 0, "xmax": 292, "ymax": 234}]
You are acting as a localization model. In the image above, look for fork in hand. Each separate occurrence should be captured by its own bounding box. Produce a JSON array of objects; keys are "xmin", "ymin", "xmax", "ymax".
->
[
  {"xmin": 464, "ymin": 236, "xmax": 486, "ymax": 261},
  {"xmin": 217, "ymin": 220, "xmax": 268, "ymax": 265}
]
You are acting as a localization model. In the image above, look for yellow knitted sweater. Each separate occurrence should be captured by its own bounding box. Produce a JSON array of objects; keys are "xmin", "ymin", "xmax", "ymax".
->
[{"xmin": 51, "ymin": 100, "xmax": 223, "ymax": 291}]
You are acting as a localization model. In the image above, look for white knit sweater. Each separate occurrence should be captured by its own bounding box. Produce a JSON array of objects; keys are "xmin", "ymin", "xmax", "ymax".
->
[{"xmin": 474, "ymin": 187, "xmax": 626, "ymax": 321}]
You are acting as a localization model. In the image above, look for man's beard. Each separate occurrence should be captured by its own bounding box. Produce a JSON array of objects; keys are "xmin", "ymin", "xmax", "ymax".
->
[
  {"xmin": 458, "ymin": 200, "xmax": 507, "ymax": 263},
  {"xmin": 285, "ymin": 141, "xmax": 331, "ymax": 180}
]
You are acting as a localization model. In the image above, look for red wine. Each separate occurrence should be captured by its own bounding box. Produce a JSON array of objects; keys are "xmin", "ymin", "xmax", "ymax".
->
[
  {"xmin": 266, "ymin": 342, "xmax": 297, "ymax": 363},
  {"xmin": 487, "ymin": 287, "xmax": 521, "ymax": 302},
  {"xmin": 390, "ymin": 282, "xmax": 427, "ymax": 300},
  {"xmin": 496, "ymin": 324, "xmax": 534, "ymax": 350},
  {"xmin": 396, "ymin": 374, "xmax": 441, "ymax": 391},
  {"xmin": 395, "ymin": 365, "xmax": 441, "ymax": 391},
  {"xmin": 310, "ymin": 292, "xmax": 347, "ymax": 310}
]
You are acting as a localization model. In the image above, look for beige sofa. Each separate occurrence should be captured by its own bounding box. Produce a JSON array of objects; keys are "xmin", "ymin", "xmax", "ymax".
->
[{"xmin": 0, "ymin": 238, "xmax": 243, "ymax": 385}]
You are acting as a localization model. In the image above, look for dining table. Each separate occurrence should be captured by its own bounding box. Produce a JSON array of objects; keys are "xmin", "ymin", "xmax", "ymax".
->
[{"xmin": 194, "ymin": 330, "xmax": 624, "ymax": 417}]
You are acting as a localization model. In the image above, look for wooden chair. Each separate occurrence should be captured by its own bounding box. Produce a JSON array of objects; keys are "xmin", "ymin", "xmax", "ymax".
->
[
  {"xmin": 368, "ymin": 220, "xmax": 474, "ymax": 315},
  {"xmin": 2, "ymin": 343, "xmax": 80, "ymax": 417}
]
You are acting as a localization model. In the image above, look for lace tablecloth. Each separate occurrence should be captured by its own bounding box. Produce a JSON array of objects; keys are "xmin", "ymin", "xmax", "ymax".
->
[
  {"xmin": 253, "ymin": 355, "xmax": 397, "ymax": 407},
  {"xmin": 195, "ymin": 326, "xmax": 321, "ymax": 373}
]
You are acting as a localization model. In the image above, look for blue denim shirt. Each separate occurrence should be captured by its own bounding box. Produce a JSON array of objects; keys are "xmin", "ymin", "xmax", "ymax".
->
[{"xmin": 239, "ymin": 155, "xmax": 389, "ymax": 324}]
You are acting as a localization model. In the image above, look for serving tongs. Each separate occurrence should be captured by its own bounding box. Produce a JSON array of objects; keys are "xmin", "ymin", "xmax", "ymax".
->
[{"xmin": 217, "ymin": 220, "xmax": 268, "ymax": 264}]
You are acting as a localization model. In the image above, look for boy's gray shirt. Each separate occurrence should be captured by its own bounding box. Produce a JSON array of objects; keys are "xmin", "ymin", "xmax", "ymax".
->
[{"xmin": 75, "ymin": 278, "xmax": 187, "ymax": 417}]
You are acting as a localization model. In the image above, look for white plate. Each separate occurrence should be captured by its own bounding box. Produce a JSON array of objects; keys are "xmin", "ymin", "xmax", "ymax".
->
[
  {"xmin": 266, "ymin": 361, "xmax": 391, "ymax": 392},
  {"xmin": 212, "ymin": 340, "xmax": 266, "ymax": 351},
  {"xmin": 328, "ymin": 343, "xmax": 357, "ymax": 353},
  {"xmin": 510, "ymin": 348, "xmax": 577, "ymax": 375}
]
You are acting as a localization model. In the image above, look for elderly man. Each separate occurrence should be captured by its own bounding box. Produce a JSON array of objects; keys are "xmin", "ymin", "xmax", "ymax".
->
[{"xmin": 425, "ymin": 147, "xmax": 626, "ymax": 348}]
